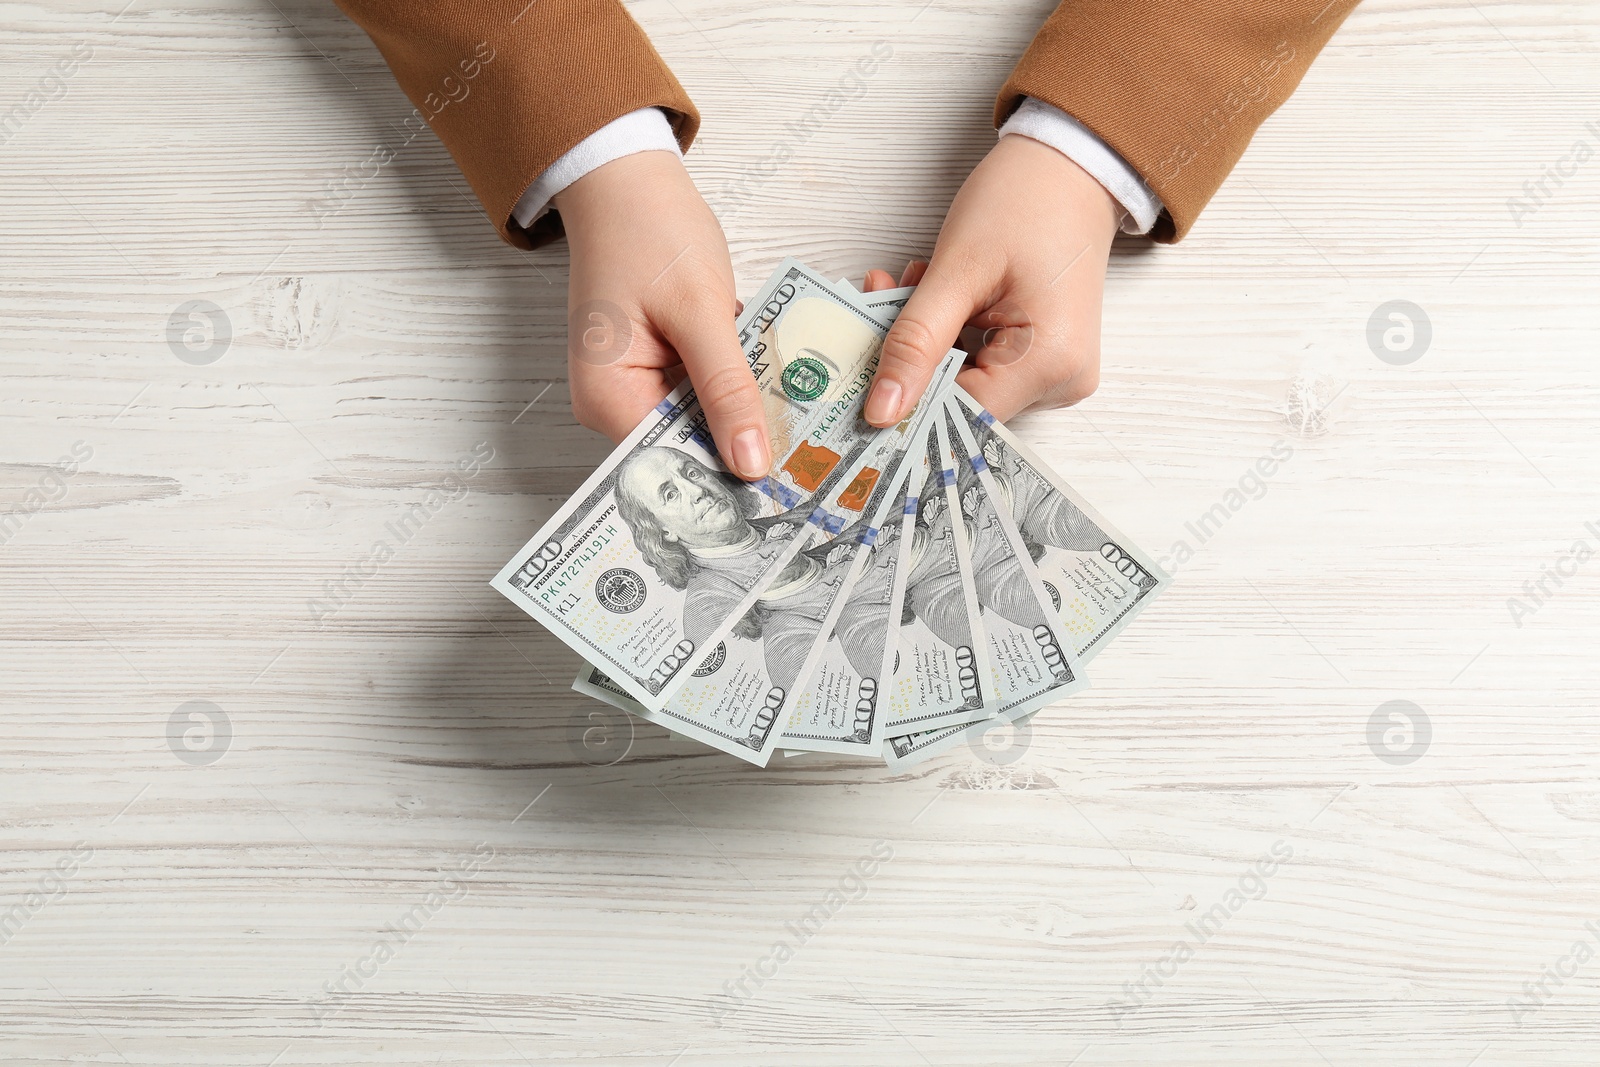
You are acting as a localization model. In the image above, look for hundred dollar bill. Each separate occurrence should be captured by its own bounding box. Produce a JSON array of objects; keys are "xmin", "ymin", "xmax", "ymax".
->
[
  {"xmin": 860, "ymin": 287, "xmax": 1075, "ymax": 768},
  {"xmin": 950, "ymin": 388, "xmax": 1168, "ymax": 661},
  {"xmin": 882, "ymin": 423, "xmax": 990, "ymax": 735},
  {"xmin": 573, "ymin": 352, "xmax": 963, "ymax": 764},
  {"xmin": 494, "ymin": 259, "xmax": 928, "ymax": 712},
  {"xmin": 940, "ymin": 410, "xmax": 1087, "ymax": 720}
]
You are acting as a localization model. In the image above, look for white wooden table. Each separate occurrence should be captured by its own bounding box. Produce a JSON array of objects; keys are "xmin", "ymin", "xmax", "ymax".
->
[{"xmin": 2, "ymin": 1, "xmax": 1597, "ymax": 1063}]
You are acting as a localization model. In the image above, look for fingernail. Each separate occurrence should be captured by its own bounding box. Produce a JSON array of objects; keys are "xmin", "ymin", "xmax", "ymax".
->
[
  {"xmin": 731, "ymin": 428, "xmax": 770, "ymax": 479},
  {"xmin": 864, "ymin": 379, "xmax": 902, "ymax": 426}
]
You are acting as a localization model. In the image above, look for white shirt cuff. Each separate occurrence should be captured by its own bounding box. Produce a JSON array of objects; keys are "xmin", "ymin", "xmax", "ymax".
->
[
  {"xmin": 511, "ymin": 107, "xmax": 682, "ymax": 229},
  {"xmin": 999, "ymin": 97, "xmax": 1164, "ymax": 236}
]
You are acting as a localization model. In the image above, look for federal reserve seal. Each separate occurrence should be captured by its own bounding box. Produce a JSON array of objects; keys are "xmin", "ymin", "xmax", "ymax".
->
[
  {"xmin": 691, "ymin": 642, "xmax": 727, "ymax": 677},
  {"xmin": 595, "ymin": 567, "xmax": 647, "ymax": 613},
  {"xmin": 781, "ymin": 355, "xmax": 829, "ymax": 402}
]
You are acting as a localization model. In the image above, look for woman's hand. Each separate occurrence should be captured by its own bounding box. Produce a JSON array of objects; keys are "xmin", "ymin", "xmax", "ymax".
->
[
  {"xmin": 860, "ymin": 134, "xmax": 1122, "ymax": 425},
  {"xmin": 555, "ymin": 151, "xmax": 771, "ymax": 480}
]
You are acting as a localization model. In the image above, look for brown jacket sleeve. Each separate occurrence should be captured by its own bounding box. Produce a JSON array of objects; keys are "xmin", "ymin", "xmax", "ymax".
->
[
  {"xmin": 333, "ymin": 0, "xmax": 698, "ymax": 249},
  {"xmin": 998, "ymin": 0, "xmax": 1359, "ymax": 242}
]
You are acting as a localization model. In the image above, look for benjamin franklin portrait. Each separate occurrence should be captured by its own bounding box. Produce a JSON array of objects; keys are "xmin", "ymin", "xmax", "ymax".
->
[{"xmin": 614, "ymin": 444, "xmax": 853, "ymax": 692}]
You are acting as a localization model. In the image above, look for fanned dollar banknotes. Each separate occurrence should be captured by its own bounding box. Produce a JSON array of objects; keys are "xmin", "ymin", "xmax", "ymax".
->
[{"xmin": 492, "ymin": 260, "xmax": 1167, "ymax": 767}]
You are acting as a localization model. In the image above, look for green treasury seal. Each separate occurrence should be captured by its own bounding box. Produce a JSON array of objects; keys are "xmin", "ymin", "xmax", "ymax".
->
[{"xmin": 780, "ymin": 356, "xmax": 829, "ymax": 402}]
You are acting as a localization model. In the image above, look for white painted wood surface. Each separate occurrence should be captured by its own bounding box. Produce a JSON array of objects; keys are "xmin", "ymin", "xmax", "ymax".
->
[{"xmin": 1, "ymin": 0, "xmax": 1597, "ymax": 1063}]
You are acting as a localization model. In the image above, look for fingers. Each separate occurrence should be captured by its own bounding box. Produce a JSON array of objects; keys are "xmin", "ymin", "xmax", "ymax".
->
[
  {"xmin": 569, "ymin": 361, "xmax": 669, "ymax": 443},
  {"xmin": 566, "ymin": 297, "xmax": 675, "ymax": 443},
  {"xmin": 866, "ymin": 261, "xmax": 985, "ymax": 427},
  {"xmin": 862, "ymin": 262, "xmax": 927, "ymax": 294},
  {"xmin": 655, "ymin": 293, "xmax": 772, "ymax": 481},
  {"xmin": 955, "ymin": 328, "xmax": 1099, "ymax": 423},
  {"xmin": 862, "ymin": 269, "xmax": 897, "ymax": 293}
]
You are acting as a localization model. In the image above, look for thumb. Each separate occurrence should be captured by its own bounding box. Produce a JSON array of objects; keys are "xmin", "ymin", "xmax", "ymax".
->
[
  {"xmin": 656, "ymin": 296, "xmax": 772, "ymax": 481},
  {"xmin": 865, "ymin": 262, "xmax": 982, "ymax": 427}
]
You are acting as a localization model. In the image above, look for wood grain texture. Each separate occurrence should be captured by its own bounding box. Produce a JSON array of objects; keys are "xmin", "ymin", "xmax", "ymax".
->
[{"xmin": 1, "ymin": 0, "xmax": 1598, "ymax": 1063}]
